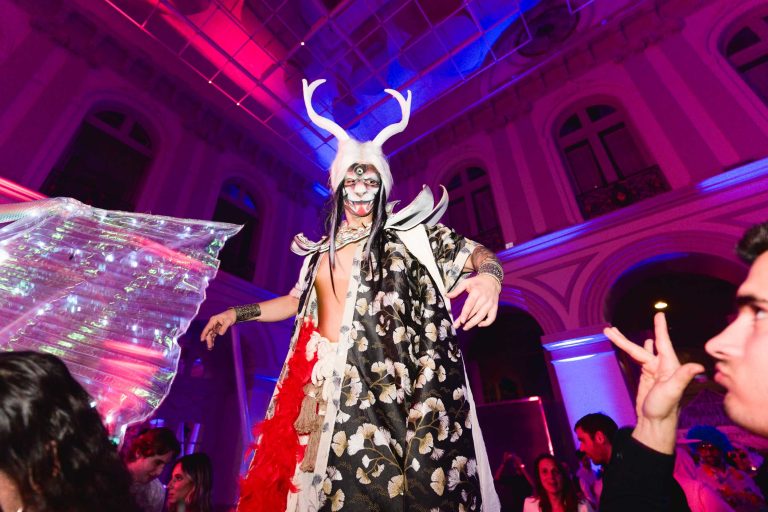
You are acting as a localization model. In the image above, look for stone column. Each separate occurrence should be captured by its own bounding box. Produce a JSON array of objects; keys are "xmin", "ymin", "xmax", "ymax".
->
[{"xmin": 542, "ymin": 326, "xmax": 636, "ymax": 442}]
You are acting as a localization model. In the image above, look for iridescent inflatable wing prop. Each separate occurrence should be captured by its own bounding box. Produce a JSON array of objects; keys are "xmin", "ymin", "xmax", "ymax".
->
[{"xmin": 0, "ymin": 198, "xmax": 241, "ymax": 437}]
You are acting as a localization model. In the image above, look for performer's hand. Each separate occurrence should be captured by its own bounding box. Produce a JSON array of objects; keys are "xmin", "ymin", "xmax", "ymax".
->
[
  {"xmin": 447, "ymin": 274, "xmax": 500, "ymax": 330},
  {"xmin": 200, "ymin": 308, "xmax": 236, "ymax": 350},
  {"xmin": 604, "ymin": 313, "xmax": 704, "ymax": 454}
]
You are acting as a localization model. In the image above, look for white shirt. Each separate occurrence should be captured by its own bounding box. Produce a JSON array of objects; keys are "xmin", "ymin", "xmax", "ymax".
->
[{"xmin": 522, "ymin": 496, "xmax": 595, "ymax": 512}]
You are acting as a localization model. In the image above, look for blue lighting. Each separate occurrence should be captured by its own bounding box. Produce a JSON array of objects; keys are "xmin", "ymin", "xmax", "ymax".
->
[
  {"xmin": 312, "ymin": 181, "xmax": 331, "ymax": 199},
  {"xmin": 300, "ymin": 0, "xmax": 550, "ymax": 167},
  {"xmin": 621, "ymin": 252, "xmax": 690, "ymax": 275},
  {"xmin": 498, "ymin": 224, "xmax": 584, "ymax": 258},
  {"xmin": 543, "ymin": 335, "xmax": 603, "ymax": 351},
  {"xmin": 552, "ymin": 351, "xmax": 637, "ymax": 443},
  {"xmin": 552, "ymin": 354, "xmax": 596, "ymax": 363},
  {"xmin": 254, "ymin": 374, "xmax": 279, "ymax": 383},
  {"xmin": 695, "ymin": 157, "xmax": 768, "ymax": 193}
]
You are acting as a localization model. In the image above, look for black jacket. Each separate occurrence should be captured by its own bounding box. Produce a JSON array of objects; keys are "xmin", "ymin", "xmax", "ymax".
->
[{"xmin": 600, "ymin": 427, "xmax": 691, "ymax": 512}]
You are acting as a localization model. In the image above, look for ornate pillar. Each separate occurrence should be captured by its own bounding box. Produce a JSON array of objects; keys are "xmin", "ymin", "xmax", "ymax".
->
[{"xmin": 542, "ymin": 326, "xmax": 636, "ymax": 441}]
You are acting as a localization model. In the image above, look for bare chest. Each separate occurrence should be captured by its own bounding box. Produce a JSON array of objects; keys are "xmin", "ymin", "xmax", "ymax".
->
[{"xmin": 314, "ymin": 241, "xmax": 361, "ymax": 303}]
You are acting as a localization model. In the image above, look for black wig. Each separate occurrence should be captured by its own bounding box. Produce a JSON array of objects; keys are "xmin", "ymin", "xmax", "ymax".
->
[{"xmin": 325, "ymin": 179, "xmax": 389, "ymax": 293}]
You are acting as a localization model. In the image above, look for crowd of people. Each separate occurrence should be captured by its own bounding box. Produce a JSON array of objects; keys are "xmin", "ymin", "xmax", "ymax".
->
[
  {"xmin": 1, "ymin": 122, "xmax": 768, "ymax": 509},
  {"xmin": 496, "ymin": 415, "xmax": 768, "ymax": 512},
  {"xmin": 494, "ymin": 221, "xmax": 768, "ymax": 512}
]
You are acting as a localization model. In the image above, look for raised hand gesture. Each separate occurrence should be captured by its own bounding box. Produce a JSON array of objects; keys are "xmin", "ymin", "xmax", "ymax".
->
[{"xmin": 604, "ymin": 312, "xmax": 704, "ymax": 454}]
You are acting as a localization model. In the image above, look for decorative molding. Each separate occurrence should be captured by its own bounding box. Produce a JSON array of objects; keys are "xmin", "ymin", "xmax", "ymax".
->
[
  {"xmin": 12, "ymin": 0, "xmax": 319, "ymax": 208},
  {"xmin": 521, "ymin": 254, "xmax": 595, "ymax": 312},
  {"xmin": 498, "ymin": 157, "xmax": 768, "ymax": 332},
  {"xmin": 393, "ymin": 0, "xmax": 716, "ymax": 179}
]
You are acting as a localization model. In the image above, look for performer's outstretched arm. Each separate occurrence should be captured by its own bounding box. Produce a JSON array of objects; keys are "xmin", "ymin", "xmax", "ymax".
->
[{"xmin": 200, "ymin": 294, "xmax": 299, "ymax": 349}]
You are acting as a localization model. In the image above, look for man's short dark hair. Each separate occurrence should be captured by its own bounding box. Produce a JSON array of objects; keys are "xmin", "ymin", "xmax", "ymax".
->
[
  {"xmin": 575, "ymin": 413, "xmax": 618, "ymax": 441},
  {"xmin": 124, "ymin": 427, "xmax": 180, "ymax": 463},
  {"xmin": 737, "ymin": 222, "xmax": 768, "ymax": 264}
]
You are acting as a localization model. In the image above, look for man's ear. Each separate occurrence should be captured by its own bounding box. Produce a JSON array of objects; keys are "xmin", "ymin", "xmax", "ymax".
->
[{"xmin": 594, "ymin": 431, "xmax": 606, "ymax": 444}]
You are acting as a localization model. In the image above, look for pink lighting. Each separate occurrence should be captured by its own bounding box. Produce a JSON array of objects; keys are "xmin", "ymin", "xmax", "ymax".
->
[
  {"xmin": 130, "ymin": 236, "xmax": 207, "ymax": 272},
  {"xmin": 102, "ymin": 340, "xmax": 169, "ymax": 361},
  {"xmin": 0, "ymin": 177, "xmax": 46, "ymax": 203}
]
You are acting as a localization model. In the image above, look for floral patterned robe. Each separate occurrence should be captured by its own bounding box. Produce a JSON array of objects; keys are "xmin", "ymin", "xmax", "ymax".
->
[{"xmin": 267, "ymin": 223, "xmax": 498, "ymax": 512}]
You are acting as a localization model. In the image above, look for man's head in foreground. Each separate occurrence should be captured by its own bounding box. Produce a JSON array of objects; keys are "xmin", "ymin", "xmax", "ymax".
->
[
  {"xmin": 706, "ymin": 222, "xmax": 768, "ymax": 437},
  {"xmin": 574, "ymin": 413, "xmax": 618, "ymax": 465}
]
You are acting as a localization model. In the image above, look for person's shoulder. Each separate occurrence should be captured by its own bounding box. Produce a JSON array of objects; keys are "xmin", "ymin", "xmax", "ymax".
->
[
  {"xmin": 522, "ymin": 496, "xmax": 540, "ymax": 512},
  {"xmin": 291, "ymin": 232, "xmax": 329, "ymax": 256},
  {"xmin": 147, "ymin": 478, "xmax": 165, "ymax": 502}
]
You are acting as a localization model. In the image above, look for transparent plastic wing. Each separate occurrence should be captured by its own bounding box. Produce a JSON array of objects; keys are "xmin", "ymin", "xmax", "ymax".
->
[{"xmin": 0, "ymin": 198, "xmax": 241, "ymax": 438}]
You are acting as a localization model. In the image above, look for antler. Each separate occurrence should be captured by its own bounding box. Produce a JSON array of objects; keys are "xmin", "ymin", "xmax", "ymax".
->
[
  {"xmin": 302, "ymin": 79, "xmax": 350, "ymax": 142},
  {"xmin": 372, "ymin": 88, "xmax": 412, "ymax": 147}
]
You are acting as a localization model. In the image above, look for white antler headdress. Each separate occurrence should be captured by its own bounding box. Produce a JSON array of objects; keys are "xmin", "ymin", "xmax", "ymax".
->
[{"xmin": 302, "ymin": 78, "xmax": 412, "ymax": 195}]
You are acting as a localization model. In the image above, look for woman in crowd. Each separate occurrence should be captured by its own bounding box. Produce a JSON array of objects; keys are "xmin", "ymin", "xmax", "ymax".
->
[
  {"xmin": 165, "ymin": 453, "xmax": 212, "ymax": 512},
  {"xmin": 523, "ymin": 454, "xmax": 594, "ymax": 512},
  {"xmin": 0, "ymin": 351, "xmax": 137, "ymax": 512}
]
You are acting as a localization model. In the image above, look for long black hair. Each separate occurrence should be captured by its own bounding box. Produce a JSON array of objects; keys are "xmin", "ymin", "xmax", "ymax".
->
[
  {"xmin": 0, "ymin": 351, "xmax": 137, "ymax": 512},
  {"xmin": 171, "ymin": 453, "xmax": 213, "ymax": 512},
  {"xmin": 325, "ymin": 177, "xmax": 389, "ymax": 293}
]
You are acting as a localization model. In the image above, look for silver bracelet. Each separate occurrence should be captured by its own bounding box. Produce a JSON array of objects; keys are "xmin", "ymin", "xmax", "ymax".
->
[
  {"xmin": 477, "ymin": 260, "xmax": 503, "ymax": 287},
  {"xmin": 234, "ymin": 303, "xmax": 261, "ymax": 323}
]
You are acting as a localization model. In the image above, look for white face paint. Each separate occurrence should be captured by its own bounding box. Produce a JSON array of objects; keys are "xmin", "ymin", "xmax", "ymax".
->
[{"xmin": 343, "ymin": 165, "xmax": 381, "ymax": 218}]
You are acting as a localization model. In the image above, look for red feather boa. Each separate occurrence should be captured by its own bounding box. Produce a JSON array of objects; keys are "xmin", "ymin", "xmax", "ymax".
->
[{"xmin": 238, "ymin": 320, "xmax": 318, "ymax": 512}]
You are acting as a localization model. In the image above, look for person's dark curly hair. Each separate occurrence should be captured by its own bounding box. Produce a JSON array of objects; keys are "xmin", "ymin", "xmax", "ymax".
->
[
  {"xmin": 171, "ymin": 453, "xmax": 213, "ymax": 512},
  {"xmin": 736, "ymin": 222, "xmax": 768, "ymax": 264},
  {"xmin": 0, "ymin": 351, "xmax": 138, "ymax": 512},
  {"xmin": 123, "ymin": 426, "xmax": 180, "ymax": 463}
]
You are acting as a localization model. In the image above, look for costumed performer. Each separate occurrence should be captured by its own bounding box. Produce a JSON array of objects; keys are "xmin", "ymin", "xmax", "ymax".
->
[{"xmin": 202, "ymin": 78, "xmax": 504, "ymax": 511}]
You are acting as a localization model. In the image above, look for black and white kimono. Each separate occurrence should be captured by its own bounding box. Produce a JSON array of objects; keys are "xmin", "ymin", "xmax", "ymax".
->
[{"xmin": 266, "ymin": 189, "xmax": 500, "ymax": 512}]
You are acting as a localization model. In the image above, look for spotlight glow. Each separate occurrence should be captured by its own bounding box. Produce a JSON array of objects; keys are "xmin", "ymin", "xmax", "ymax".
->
[{"xmin": 654, "ymin": 301, "xmax": 668, "ymax": 310}]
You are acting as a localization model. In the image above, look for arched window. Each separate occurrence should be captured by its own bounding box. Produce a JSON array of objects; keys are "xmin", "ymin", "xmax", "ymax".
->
[
  {"xmin": 42, "ymin": 109, "xmax": 153, "ymax": 211},
  {"xmin": 721, "ymin": 12, "xmax": 768, "ymax": 105},
  {"xmin": 213, "ymin": 181, "xmax": 259, "ymax": 281},
  {"xmin": 444, "ymin": 166, "xmax": 503, "ymax": 251},
  {"xmin": 556, "ymin": 102, "xmax": 668, "ymax": 219}
]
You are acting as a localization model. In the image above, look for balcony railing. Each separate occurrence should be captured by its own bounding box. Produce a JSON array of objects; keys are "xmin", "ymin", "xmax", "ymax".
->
[{"xmin": 576, "ymin": 165, "xmax": 670, "ymax": 219}]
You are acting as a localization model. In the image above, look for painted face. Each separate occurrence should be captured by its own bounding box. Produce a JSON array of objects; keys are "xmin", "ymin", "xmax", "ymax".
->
[
  {"xmin": 537, "ymin": 458, "xmax": 564, "ymax": 496},
  {"xmin": 342, "ymin": 164, "xmax": 381, "ymax": 218},
  {"xmin": 127, "ymin": 451, "xmax": 174, "ymax": 484},
  {"xmin": 166, "ymin": 463, "xmax": 195, "ymax": 508},
  {"xmin": 728, "ymin": 449, "xmax": 753, "ymax": 472},
  {"xmin": 706, "ymin": 251, "xmax": 768, "ymax": 437}
]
